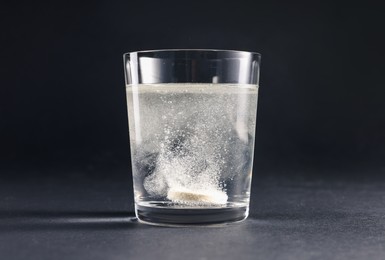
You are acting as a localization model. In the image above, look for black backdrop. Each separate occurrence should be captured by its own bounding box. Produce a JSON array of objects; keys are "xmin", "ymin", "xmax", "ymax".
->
[{"xmin": 1, "ymin": 0, "xmax": 385, "ymax": 178}]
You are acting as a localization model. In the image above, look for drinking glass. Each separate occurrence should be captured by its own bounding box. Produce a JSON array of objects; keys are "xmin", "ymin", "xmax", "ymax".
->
[{"xmin": 124, "ymin": 49, "xmax": 261, "ymax": 226}]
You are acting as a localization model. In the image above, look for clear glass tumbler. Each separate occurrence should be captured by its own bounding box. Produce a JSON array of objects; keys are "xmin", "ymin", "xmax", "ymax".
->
[{"xmin": 123, "ymin": 49, "xmax": 261, "ymax": 226}]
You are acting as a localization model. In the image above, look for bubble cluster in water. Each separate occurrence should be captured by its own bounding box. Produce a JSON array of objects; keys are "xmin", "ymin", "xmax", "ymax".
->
[{"xmin": 127, "ymin": 84, "xmax": 258, "ymax": 206}]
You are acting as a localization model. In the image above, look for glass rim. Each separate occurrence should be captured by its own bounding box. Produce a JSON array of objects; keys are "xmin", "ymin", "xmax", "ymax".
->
[{"xmin": 123, "ymin": 49, "xmax": 261, "ymax": 57}]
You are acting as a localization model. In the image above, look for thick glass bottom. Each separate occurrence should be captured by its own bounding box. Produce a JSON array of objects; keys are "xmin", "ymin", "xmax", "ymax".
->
[{"xmin": 135, "ymin": 201, "xmax": 249, "ymax": 227}]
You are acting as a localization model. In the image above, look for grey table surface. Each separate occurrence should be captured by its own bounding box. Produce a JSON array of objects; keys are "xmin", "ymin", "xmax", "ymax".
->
[{"xmin": 1, "ymin": 170, "xmax": 385, "ymax": 260}]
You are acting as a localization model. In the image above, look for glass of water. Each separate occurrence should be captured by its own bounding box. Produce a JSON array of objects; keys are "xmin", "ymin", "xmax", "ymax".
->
[{"xmin": 124, "ymin": 49, "xmax": 261, "ymax": 226}]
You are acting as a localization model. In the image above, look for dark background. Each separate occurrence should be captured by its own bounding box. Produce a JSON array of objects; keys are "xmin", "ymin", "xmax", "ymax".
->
[
  {"xmin": 1, "ymin": 1, "xmax": 385, "ymax": 259},
  {"xmin": 1, "ymin": 0, "xmax": 385, "ymax": 176}
]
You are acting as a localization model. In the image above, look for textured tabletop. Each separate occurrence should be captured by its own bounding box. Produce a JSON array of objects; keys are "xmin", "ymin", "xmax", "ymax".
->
[{"xmin": 1, "ymin": 170, "xmax": 385, "ymax": 260}]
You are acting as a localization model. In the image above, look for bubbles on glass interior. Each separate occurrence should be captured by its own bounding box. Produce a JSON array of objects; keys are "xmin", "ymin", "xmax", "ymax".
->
[{"xmin": 127, "ymin": 84, "xmax": 258, "ymax": 207}]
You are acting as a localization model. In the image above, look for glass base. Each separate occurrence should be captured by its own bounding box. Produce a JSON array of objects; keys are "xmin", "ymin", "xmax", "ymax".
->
[{"xmin": 135, "ymin": 201, "xmax": 249, "ymax": 227}]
